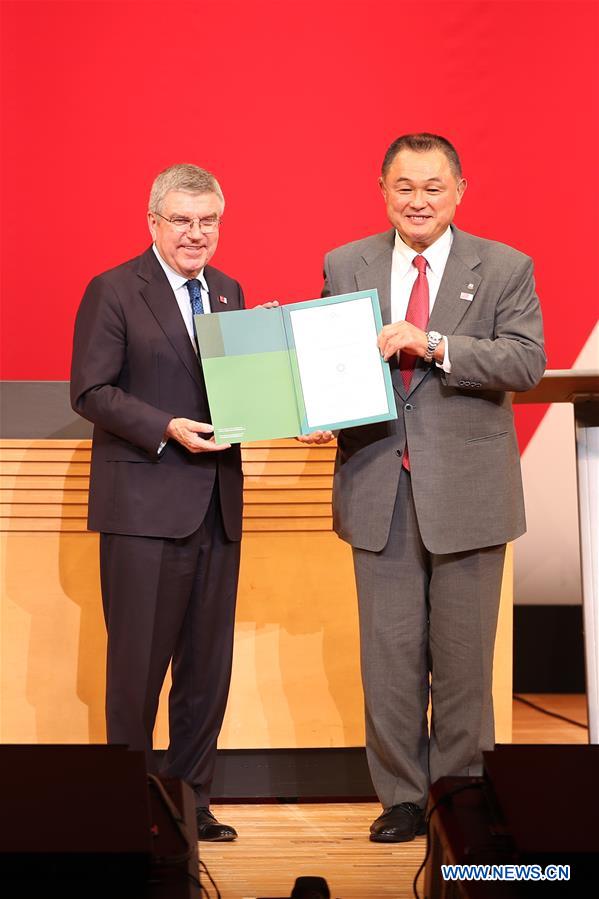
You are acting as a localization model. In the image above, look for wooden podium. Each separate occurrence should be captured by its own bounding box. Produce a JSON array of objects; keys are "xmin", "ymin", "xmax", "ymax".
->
[
  {"xmin": 513, "ymin": 370, "xmax": 599, "ymax": 742},
  {"xmin": 0, "ymin": 434, "xmax": 513, "ymax": 761}
]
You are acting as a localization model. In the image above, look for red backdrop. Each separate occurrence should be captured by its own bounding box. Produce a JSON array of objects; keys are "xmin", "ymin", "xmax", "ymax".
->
[{"xmin": 2, "ymin": 0, "xmax": 598, "ymax": 449}]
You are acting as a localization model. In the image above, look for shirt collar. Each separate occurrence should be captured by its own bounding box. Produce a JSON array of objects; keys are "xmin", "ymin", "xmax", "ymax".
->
[
  {"xmin": 393, "ymin": 226, "xmax": 453, "ymax": 276},
  {"xmin": 152, "ymin": 244, "xmax": 208, "ymax": 293}
]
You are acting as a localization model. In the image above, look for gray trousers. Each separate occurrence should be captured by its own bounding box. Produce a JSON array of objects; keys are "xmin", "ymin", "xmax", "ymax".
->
[{"xmin": 352, "ymin": 471, "xmax": 506, "ymax": 809}]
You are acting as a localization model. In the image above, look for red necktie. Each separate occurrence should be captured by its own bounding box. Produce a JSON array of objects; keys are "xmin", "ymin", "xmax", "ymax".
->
[
  {"xmin": 400, "ymin": 255, "xmax": 429, "ymax": 391},
  {"xmin": 400, "ymin": 255, "xmax": 429, "ymax": 471}
]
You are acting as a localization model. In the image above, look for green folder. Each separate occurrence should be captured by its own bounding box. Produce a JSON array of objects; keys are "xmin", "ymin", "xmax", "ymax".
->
[{"xmin": 195, "ymin": 289, "xmax": 397, "ymax": 444}]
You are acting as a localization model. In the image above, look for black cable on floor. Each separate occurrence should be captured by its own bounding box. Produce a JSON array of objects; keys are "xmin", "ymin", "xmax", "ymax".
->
[
  {"xmin": 200, "ymin": 859, "xmax": 222, "ymax": 899},
  {"xmin": 513, "ymin": 693, "xmax": 587, "ymax": 729}
]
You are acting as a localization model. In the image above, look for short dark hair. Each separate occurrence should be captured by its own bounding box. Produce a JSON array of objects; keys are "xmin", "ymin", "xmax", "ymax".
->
[{"xmin": 381, "ymin": 133, "xmax": 462, "ymax": 179}]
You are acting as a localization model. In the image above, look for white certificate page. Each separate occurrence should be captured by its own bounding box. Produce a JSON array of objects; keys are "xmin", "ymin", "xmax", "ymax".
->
[{"xmin": 289, "ymin": 296, "xmax": 389, "ymax": 428}]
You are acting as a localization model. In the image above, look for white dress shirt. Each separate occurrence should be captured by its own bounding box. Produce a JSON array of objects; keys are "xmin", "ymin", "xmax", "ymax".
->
[
  {"xmin": 390, "ymin": 227, "xmax": 452, "ymax": 372},
  {"xmin": 152, "ymin": 244, "xmax": 211, "ymax": 348}
]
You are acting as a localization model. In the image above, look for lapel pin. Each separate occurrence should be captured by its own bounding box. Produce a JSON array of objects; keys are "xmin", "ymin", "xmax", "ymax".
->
[
  {"xmin": 219, "ymin": 295, "xmax": 228, "ymax": 304},
  {"xmin": 467, "ymin": 283, "xmax": 474, "ymax": 289},
  {"xmin": 460, "ymin": 291, "xmax": 474, "ymax": 301}
]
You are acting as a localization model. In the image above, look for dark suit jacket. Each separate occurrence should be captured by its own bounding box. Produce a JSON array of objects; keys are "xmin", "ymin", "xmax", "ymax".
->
[
  {"xmin": 323, "ymin": 226, "xmax": 546, "ymax": 555},
  {"xmin": 71, "ymin": 246, "xmax": 244, "ymax": 540}
]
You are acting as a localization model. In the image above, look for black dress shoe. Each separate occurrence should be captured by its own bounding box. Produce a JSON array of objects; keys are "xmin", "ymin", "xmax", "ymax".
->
[
  {"xmin": 369, "ymin": 802, "xmax": 426, "ymax": 843},
  {"xmin": 195, "ymin": 806, "xmax": 238, "ymax": 842}
]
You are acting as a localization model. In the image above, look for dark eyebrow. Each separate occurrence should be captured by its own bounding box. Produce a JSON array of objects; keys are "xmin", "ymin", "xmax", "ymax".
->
[{"xmin": 395, "ymin": 176, "xmax": 444, "ymax": 184}]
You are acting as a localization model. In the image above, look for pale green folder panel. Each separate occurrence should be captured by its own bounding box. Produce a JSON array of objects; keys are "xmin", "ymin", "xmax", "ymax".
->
[
  {"xmin": 201, "ymin": 352, "xmax": 301, "ymax": 444},
  {"xmin": 195, "ymin": 308, "xmax": 302, "ymax": 444}
]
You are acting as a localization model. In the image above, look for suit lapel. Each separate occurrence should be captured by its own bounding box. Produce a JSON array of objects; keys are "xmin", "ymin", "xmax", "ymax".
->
[
  {"xmin": 204, "ymin": 267, "xmax": 241, "ymax": 313},
  {"xmin": 354, "ymin": 230, "xmax": 394, "ymax": 325},
  {"xmin": 427, "ymin": 227, "xmax": 482, "ymax": 335},
  {"xmin": 205, "ymin": 271, "xmax": 221, "ymax": 314},
  {"xmin": 137, "ymin": 248, "xmax": 203, "ymax": 388},
  {"xmin": 407, "ymin": 227, "xmax": 482, "ymax": 397},
  {"xmin": 351, "ymin": 231, "xmax": 409, "ymax": 399}
]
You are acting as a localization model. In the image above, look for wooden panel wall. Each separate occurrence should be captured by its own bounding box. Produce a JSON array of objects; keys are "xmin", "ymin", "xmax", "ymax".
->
[
  {"xmin": 0, "ymin": 439, "xmax": 512, "ymax": 747},
  {"xmin": 0, "ymin": 439, "xmax": 336, "ymax": 532}
]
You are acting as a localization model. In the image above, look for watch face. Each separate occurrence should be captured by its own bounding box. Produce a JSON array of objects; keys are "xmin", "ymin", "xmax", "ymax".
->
[{"xmin": 425, "ymin": 331, "xmax": 442, "ymax": 361}]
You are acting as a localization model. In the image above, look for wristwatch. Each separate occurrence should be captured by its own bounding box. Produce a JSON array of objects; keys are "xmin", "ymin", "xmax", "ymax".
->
[{"xmin": 424, "ymin": 330, "xmax": 443, "ymax": 363}]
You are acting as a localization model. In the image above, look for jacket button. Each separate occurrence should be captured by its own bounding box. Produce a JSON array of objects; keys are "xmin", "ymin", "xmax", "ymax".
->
[
  {"xmin": 405, "ymin": 403, "xmax": 413, "ymax": 411},
  {"xmin": 396, "ymin": 449, "xmax": 402, "ymax": 456}
]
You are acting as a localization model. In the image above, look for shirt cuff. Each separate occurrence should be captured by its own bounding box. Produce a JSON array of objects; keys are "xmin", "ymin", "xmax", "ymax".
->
[
  {"xmin": 157, "ymin": 439, "xmax": 167, "ymax": 455},
  {"xmin": 435, "ymin": 336, "xmax": 451, "ymax": 374}
]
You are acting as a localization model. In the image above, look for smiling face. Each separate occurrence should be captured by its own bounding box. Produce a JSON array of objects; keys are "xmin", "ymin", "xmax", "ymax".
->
[
  {"xmin": 148, "ymin": 189, "xmax": 223, "ymax": 278},
  {"xmin": 379, "ymin": 148, "xmax": 467, "ymax": 252}
]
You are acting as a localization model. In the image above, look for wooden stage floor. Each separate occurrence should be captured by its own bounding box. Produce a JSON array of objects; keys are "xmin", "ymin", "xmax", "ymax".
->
[{"xmin": 203, "ymin": 694, "xmax": 589, "ymax": 899}]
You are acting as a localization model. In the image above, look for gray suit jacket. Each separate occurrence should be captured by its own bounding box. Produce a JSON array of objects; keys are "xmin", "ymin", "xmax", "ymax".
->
[{"xmin": 324, "ymin": 226, "xmax": 546, "ymax": 555}]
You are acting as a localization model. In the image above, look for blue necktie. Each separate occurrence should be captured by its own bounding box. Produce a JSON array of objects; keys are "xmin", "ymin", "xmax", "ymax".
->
[{"xmin": 186, "ymin": 278, "xmax": 205, "ymax": 315}]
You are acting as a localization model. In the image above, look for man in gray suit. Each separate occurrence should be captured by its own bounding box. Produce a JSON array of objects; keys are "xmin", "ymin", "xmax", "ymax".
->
[{"xmin": 302, "ymin": 134, "xmax": 545, "ymax": 842}]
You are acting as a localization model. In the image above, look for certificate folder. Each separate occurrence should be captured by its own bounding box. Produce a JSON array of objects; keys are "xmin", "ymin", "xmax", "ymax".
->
[{"xmin": 195, "ymin": 289, "xmax": 397, "ymax": 444}]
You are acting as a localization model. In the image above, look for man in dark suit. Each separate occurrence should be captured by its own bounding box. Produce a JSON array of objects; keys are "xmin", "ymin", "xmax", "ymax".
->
[
  {"xmin": 302, "ymin": 134, "xmax": 545, "ymax": 842},
  {"xmin": 71, "ymin": 164, "xmax": 244, "ymax": 840}
]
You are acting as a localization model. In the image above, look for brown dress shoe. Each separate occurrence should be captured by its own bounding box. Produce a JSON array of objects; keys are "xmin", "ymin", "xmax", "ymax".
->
[{"xmin": 369, "ymin": 802, "xmax": 426, "ymax": 842}]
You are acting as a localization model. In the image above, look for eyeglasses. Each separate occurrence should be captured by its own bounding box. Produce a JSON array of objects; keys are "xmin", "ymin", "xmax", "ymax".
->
[{"xmin": 153, "ymin": 212, "xmax": 222, "ymax": 234}]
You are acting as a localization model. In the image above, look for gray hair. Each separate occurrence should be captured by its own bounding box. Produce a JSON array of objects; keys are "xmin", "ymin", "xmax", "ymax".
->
[{"xmin": 149, "ymin": 163, "xmax": 224, "ymax": 214}]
